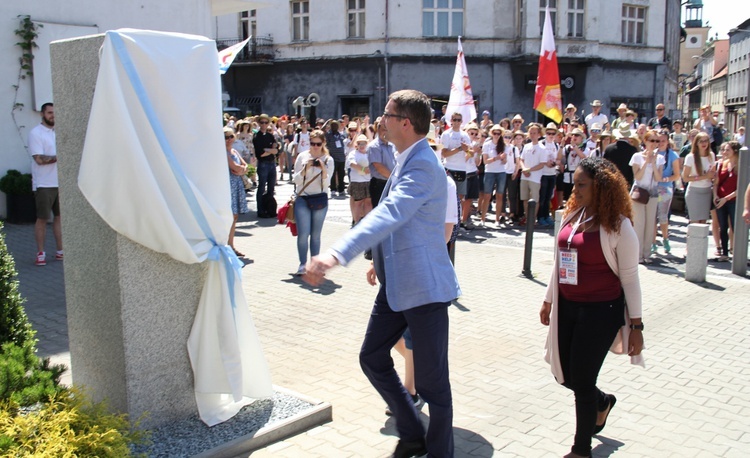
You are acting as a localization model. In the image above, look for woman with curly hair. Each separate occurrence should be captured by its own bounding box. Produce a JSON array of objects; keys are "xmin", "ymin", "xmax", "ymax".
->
[{"xmin": 539, "ymin": 157, "xmax": 645, "ymax": 458}]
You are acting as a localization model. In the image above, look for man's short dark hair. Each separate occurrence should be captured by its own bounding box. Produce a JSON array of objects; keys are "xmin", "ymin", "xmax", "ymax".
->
[
  {"xmin": 388, "ymin": 90, "xmax": 431, "ymax": 135},
  {"xmin": 41, "ymin": 102, "xmax": 53, "ymax": 112}
]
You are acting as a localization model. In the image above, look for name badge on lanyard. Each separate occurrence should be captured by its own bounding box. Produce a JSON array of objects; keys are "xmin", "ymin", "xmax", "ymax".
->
[{"xmin": 559, "ymin": 210, "xmax": 593, "ymax": 286}]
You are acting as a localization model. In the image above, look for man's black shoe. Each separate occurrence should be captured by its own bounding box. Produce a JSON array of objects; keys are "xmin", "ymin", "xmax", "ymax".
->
[{"xmin": 392, "ymin": 439, "xmax": 427, "ymax": 458}]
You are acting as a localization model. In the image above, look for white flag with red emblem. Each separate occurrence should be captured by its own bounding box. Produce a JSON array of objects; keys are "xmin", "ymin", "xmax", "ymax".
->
[
  {"xmin": 445, "ymin": 37, "xmax": 477, "ymax": 127},
  {"xmin": 218, "ymin": 38, "xmax": 250, "ymax": 74}
]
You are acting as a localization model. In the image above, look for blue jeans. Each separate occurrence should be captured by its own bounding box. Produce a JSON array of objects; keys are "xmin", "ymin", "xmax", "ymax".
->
[
  {"xmin": 538, "ymin": 175, "xmax": 556, "ymax": 220},
  {"xmin": 294, "ymin": 198, "xmax": 328, "ymax": 264},
  {"xmin": 257, "ymin": 161, "xmax": 276, "ymax": 215}
]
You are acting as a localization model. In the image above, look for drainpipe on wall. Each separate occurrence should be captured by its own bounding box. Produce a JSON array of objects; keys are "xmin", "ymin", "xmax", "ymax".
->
[{"xmin": 384, "ymin": 0, "xmax": 390, "ymax": 104}]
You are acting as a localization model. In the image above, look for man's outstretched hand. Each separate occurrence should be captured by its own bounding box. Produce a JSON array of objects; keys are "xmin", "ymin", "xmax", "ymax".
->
[{"xmin": 303, "ymin": 254, "xmax": 339, "ymax": 286}]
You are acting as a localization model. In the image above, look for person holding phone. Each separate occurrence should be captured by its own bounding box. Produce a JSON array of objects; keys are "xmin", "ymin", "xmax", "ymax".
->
[{"xmin": 292, "ymin": 130, "xmax": 334, "ymax": 275}]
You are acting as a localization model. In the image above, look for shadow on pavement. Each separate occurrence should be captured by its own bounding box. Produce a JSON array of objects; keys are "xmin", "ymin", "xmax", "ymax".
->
[
  {"xmin": 591, "ymin": 435, "xmax": 625, "ymax": 457},
  {"xmin": 379, "ymin": 416, "xmax": 494, "ymax": 457},
  {"xmin": 282, "ymin": 276, "xmax": 342, "ymax": 295}
]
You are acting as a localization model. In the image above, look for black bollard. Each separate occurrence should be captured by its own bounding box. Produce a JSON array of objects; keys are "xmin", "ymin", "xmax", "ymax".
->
[{"xmin": 522, "ymin": 199, "xmax": 536, "ymax": 278}]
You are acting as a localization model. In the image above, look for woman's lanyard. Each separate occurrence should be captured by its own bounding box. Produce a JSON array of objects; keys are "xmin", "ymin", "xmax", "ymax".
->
[{"xmin": 567, "ymin": 209, "xmax": 594, "ymax": 250}]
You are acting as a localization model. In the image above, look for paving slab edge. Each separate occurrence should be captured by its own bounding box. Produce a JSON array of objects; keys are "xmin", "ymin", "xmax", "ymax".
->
[{"xmin": 192, "ymin": 386, "xmax": 333, "ymax": 458}]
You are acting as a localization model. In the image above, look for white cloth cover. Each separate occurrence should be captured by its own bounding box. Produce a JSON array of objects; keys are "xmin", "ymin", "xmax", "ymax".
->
[{"xmin": 79, "ymin": 29, "xmax": 272, "ymax": 426}]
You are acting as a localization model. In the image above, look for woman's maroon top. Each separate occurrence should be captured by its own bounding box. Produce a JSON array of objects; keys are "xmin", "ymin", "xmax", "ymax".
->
[{"xmin": 558, "ymin": 224, "xmax": 622, "ymax": 302}]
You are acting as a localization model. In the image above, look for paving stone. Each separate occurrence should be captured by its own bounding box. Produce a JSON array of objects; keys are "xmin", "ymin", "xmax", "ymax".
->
[{"xmin": 2, "ymin": 185, "xmax": 749, "ymax": 456}]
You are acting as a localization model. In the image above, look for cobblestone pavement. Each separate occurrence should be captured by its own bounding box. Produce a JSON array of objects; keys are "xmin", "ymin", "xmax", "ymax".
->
[{"xmin": 2, "ymin": 178, "xmax": 749, "ymax": 457}]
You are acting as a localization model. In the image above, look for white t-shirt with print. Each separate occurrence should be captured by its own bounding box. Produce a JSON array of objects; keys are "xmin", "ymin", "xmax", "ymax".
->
[{"xmin": 441, "ymin": 129, "xmax": 471, "ymax": 171}]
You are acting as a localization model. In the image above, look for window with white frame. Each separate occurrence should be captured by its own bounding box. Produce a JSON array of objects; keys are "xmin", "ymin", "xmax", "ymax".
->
[
  {"xmin": 422, "ymin": 0, "xmax": 464, "ymax": 37},
  {"xmin": 291, "ymin": 0, "xmax": 309, "ymax": 41},
  {"xmin": 517, "ymin": 0, "xmax": 525, "ymax": 38},
  {"xmin": 621, "ymin": 5, "xmax": 646, "ymax": 45},
  {"xmin": 348, "ymin": 0, "xmax": 366, "ymax": 38},
  {"xmin": 240, "ymin": 10, "xmax": 257, "ymax": 40},
  {"xmin": 539, "ymin": 0, "xmax": 557, "ymax": 35},
  {"xmin": 567, "ymin": 0, "xmax": 584, "ymax": 38}
]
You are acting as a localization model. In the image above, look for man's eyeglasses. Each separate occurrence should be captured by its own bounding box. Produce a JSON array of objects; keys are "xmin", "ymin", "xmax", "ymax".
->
[
  {"xmin": 591, "ymin": 129, "xmax": 602, "ymax": 134},
  {"xmin": 656, "ymin": 108, "xmax": 664, "ymax": 111},
  {"xmin": 491, "ymin": 132, "xmax": 502, "ymax": 136},
  {"xmin": 310, "ymin": 142, "xmax": 323, "ymax": 147},
  {"xmin": 503, "ymin": 136, "xmax": 512, "ymax": 140},
  {"xmin": 383, "ymin": 112, "xmax": 409, "ymax": 121}
]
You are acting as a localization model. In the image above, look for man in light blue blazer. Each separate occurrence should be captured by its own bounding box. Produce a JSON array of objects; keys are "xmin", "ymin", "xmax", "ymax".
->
[{"xmin": 305, "ymin": 89, "xmax": 461, "ymax": 458}]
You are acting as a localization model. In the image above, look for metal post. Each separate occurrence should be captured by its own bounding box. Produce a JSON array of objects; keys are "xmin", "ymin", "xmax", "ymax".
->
[
  {"xmin": 522, "ymin": 199, "xmax": 536, "ymax": 278},
  {"xmin": 732, "ymin": 146, "xmax": 749, "ymax": 276}
]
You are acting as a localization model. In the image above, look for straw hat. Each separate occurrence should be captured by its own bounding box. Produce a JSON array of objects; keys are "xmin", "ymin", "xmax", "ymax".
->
[
  {"xmin": 545, "ymin": 122, "xmax": 558, "ymax": 134},
  {"xmin": 512, "ymin": 114, "xmax": 524, "ymax": 123},
  {"xmin": 590, "ymin": 100, "xmax": 603, "ymax": 107},
  {"xmin": 356, "ymin": 134, "xmax": 369, "ymax": 143}
]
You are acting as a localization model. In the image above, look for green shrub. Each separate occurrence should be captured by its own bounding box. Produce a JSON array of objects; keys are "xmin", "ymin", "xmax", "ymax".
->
[
  {"xmin": 0, "ymin": 171, "xmax": 33, "ymax": 196},
  {"xmin": 0, "ymin": 222, "xmax": 35, "ymax": 349},
  {"xmin": 0, "ymin": 388, "xmax": 149, "ymax": 457}
]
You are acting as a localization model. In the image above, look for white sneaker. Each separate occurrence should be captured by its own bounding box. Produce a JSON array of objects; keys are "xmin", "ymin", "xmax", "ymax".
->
[
  {"xmin": 35, "ymin": 251, "xmax": 46, "ymax": 266},
  {"xmin": 295, "ymin": 264, "xmax": 306, "ymax": 276}
]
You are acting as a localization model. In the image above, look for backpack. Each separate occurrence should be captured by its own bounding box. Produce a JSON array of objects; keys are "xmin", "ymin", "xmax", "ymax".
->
[{"xmin": 262, "ymin": 193, "xmax": 277, "ymax": 216}]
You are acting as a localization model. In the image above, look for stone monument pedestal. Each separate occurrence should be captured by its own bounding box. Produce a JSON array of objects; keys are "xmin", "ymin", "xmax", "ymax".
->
[{"xmin": 51, "ymin": 34, "xmax": 202, "ymax": 429}]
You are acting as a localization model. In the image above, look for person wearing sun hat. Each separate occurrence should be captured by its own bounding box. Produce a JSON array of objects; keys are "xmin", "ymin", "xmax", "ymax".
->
[
  {"xmin": 539, "ymin": 122, "xmax": 561, "ymax": 226},
  {"xmin": 348, "ymin": 134, "xmax": 373, "ymax": 227},
  {"xmin": 563, "ymin": 103, "xmax": 579, "ymax": 124},
  {"xmin": 511, "ymin": 114, "xmax": 526, "ymax": 133},
  {"xmin": 585, "ymin": 100, "xmax": 609, "ymax": 131}
]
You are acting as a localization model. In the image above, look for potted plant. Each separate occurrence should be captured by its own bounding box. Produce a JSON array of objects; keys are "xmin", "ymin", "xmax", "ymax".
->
[{"xmin": 0, "ymin": 170, "xmax": 36, "ymax": 224}]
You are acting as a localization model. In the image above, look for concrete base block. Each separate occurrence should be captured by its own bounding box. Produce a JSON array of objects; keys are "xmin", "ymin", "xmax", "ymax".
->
[
  {"xmin": 685, "ymin": 223, "xmax": 709, "ymax": 283},
  {"xmin": 193, "ymin": 387, "xmax": 332, "ymax": 458}
]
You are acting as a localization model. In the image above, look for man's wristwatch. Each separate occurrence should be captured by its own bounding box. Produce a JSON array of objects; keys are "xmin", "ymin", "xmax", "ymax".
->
[{"xmin": 629, "ymin": 323, "xmax": 644, "ymax": 331}]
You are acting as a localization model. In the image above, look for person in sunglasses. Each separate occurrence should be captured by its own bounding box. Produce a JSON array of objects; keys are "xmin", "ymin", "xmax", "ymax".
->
[
  {"xmin": 252, "ymin": 113, "xmax": 280, "ymax": 218},
  {"xmin": 224, "ymin": 128, "xmax": 248, "ymax": 257},
  {"xmin": 292, "ymin": 130, "xmax": 334, "ymax": 276}
]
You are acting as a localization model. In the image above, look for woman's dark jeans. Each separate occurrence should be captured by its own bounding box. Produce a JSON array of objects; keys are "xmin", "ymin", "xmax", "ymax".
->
[
  {"xmin": 558, "ymin": 294, "xmax": 625, "ymax": 456},
  {"xmin": 716, "ymin": 200, "xmax": 736, "ymax": 256}
]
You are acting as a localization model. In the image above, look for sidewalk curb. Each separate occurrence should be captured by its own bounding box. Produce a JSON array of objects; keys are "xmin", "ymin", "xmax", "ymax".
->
[{"xmin": 192, "ymin": 386, "xmax": 332, "ymax": 458}]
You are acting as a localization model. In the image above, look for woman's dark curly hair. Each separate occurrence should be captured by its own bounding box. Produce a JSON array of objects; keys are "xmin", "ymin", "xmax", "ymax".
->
[{"xmin": 564, "ymin": 157, "xmax": 633, "ymax": 233}]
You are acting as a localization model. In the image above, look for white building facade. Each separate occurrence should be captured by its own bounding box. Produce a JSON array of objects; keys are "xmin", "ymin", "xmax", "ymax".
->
[
  {"xmin": 218, "ymin": 0, "xmax": 681, "ymax": 126},
  {"xmin": 726, "ymin": 19, "xmax": 750, "ymax": 134},
  {"xmin": 0, "ymin": 1, "xmax": 222, "ymax": 217}
]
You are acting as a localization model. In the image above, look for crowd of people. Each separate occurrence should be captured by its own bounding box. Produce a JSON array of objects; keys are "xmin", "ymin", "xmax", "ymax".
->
[{"xmin": 222, "ymin": 100, "xmax": 746, "ymax": 267}]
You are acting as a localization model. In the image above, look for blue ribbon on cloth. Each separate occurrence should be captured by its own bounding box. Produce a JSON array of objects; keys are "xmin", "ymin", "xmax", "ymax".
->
[{"xmin": 108, "ymin": 31, "xmax": 242, "ymax": 313}]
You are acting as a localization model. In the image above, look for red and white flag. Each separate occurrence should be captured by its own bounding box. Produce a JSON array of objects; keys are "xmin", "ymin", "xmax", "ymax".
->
[
  {"xmin": 218, "ymin": 38, "xmax": 250, "ymax": 74},
  {"xmin": 446, "ymin": 37, "xmax": 477, "ymax": 127},
  {"xmin": 534, "ymin": 7, "xmax": 562, "ymax": 123}
]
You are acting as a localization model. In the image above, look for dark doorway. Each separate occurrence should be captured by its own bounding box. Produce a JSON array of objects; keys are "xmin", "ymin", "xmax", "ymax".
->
[{"xmin": 340, "ymin": 96, "xmax": 370, "ymax": 119}]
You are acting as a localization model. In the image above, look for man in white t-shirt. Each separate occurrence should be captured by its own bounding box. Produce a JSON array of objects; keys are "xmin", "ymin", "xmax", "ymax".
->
[
  {"xmin": 585, "ymin": 100, "xmax": 609, "ymax": 132},
  {"xmin": 290, "ymin": 117, "xmax": 311, "ymax": 158},
  {"xmin": 440, "ymin": 112, "xmax": 472, "ymax": 199},
  {"xmin": 27, "ymin": 103, "xmax": 63, "ymax": 266},
  {"xmin": 518, "ymin": 123, "xmax": 546, "ymax": 225}
]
